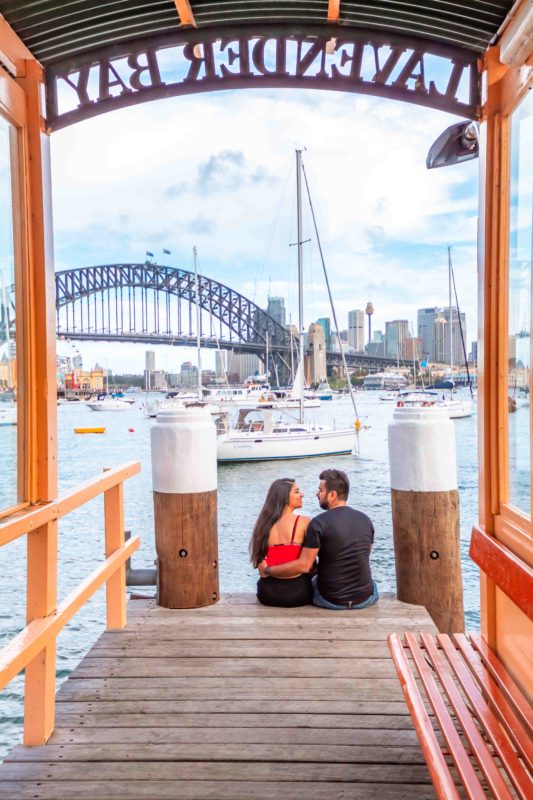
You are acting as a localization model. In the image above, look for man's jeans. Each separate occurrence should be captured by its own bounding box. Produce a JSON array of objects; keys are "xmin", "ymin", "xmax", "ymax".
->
[{"xmin": 311, "ymin": 575, "xmax": 379, "ymax": 610}]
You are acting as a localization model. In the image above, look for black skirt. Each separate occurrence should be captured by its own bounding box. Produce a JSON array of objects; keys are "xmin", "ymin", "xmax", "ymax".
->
[{"xmin": 256, "ymin": 574, "xmax": 313, "ymax": 607}]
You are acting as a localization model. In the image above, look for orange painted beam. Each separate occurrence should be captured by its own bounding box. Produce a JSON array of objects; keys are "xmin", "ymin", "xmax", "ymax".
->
[
  {"xmin": 174, "ymin": 0, "xmax": 196, "ymax": 27},
  {"xmin": 0, "ymin": 462, "xmax": 140, "ymax": 548},
  {"xmin": 104, "ymin": 482, "xmax": 126, "ymax": 630},
  {"xmin": 470, "ymin": 526, "xmax": 533, "ymax": 620},
  {"xmin": 0, "ymin": 536, "xmax": 140, "ymax": 693},
  {"xmin": 328, "ymin": 1, "xmax": 341, "ymax": 23},
  {"xmin": 0, "ymin": 13, "xmax": 35, "ymax": 76}
]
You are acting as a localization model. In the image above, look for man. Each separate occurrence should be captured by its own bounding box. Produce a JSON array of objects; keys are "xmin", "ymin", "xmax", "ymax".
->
[{"xmin": 259, "ymin": 468, "xmax": 378, "ymax": 609}]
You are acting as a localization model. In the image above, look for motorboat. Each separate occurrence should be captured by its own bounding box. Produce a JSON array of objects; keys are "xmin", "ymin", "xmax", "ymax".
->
[
  {"xmin": 217, "ymin": 408, "xmax": 355, "ymax": 462},
  {"xmin": 144, "ymin": 392, "xmax": 220, "ymax": 418},
  {"xmin": 395, "ymin": 390, "xmax": 473, "ymax": 419},
  {"xmin": 379, "ymin": 391, "xmax": 399, "ymax": 401},
  {"xmin": 86, "ymin": 393, "xmax": 131, "ymax": 411}
]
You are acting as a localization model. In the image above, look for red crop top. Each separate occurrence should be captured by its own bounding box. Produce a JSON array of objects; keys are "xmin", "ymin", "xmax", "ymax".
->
[{"xmin": 266, "ymin": 516, "xmax": 303, "ymax": 566}]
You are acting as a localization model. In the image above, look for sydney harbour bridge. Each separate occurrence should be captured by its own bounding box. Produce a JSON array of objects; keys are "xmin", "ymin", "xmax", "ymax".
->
[{"xmin": 12, "ymin": 264, "xmax": 398, "ymax": 374}]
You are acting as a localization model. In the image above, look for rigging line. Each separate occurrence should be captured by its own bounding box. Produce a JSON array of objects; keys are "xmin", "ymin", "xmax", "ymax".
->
[
  {"xmin": 449, "ymin": 255, "xmax": 474, "ymax": 399},
  {"xmin": 300, "ymin": 160, "xmax": 360, "ymax": 425}
]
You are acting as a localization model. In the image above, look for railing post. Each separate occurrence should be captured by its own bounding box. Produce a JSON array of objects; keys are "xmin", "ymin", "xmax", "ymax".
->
[
  {"xmin": 103, "ymin": 470, "xmax": 126, "ymax": 629},
  {"xmin": 23, "ymin": 520, "xmax": 58, "ymax": 745}
]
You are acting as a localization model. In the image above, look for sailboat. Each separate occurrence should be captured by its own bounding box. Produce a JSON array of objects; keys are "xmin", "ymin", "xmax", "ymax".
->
[
  {"xmin": 436, "ymin": 247, "xmax": 473, "ymax": 419},
  {"xmin": 217, "ymin": 150, "xmax": 358, "ymax": 463}
]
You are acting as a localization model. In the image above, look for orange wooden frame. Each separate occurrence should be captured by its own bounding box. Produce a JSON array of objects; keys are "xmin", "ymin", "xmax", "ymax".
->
[
  {"xmin": 0, "ymin": 461, "xmax": 141, "ymax": 746},
  {"xmin": 478, "ymin": 46, "xmax": 533, "ymax": 646},
  {"xmin": 470, "ymin": 525, "xmax": 533, "ymax": 620}
]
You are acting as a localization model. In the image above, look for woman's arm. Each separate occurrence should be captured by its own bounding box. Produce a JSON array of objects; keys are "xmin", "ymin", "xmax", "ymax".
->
[{"xmin": 258, "ymin": 547, "xmax": 319, "ymax": 578}]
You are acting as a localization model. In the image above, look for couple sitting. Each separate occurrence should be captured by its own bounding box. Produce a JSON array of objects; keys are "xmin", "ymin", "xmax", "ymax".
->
[{"xmin": 250, "ymin": 468, "xmax": 379, "ymax": 609}]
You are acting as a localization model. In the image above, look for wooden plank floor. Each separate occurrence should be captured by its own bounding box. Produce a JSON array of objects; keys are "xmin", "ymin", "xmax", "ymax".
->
[{"xmin": 0, "ymin": 593, "xmax": 442, "ymax": 800}]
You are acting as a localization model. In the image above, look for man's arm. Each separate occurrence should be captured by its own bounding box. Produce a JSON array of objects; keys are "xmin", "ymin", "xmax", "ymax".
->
[{"xmin": 258, "ymin": 547, "xmax": 319, "ymax": 578}]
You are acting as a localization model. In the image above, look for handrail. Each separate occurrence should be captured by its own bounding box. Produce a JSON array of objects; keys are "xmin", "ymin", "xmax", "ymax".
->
[{"xmin": 0, "ymin": 460, "xmax": 141, "ymax": 745}]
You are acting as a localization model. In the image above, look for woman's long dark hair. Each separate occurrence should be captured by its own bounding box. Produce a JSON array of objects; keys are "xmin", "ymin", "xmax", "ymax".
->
[{"xmin": 249, "ymin": 478, "xmax": 295, "ymax": 568}]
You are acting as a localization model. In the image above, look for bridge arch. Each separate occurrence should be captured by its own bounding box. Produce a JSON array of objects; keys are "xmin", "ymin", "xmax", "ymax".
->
[{"xmin": 55, "ymin": 263, "xmax": 295, "ymax": 373}]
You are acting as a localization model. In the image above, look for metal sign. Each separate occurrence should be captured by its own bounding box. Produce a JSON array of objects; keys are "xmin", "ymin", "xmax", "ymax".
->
[{"xmin": 45, "ymin": 27, "xmax": 479, "ymax": 130}]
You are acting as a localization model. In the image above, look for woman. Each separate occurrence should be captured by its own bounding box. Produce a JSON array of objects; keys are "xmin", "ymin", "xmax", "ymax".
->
[{"xmin": 250, "ymin": 478, "xmax": 313, "ymax": 606}]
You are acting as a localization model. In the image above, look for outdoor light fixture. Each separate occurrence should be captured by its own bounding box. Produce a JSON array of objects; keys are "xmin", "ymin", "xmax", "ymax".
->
[{"xmin": 426, "ymin": 121, "xmax": 479, "ymax": 169}]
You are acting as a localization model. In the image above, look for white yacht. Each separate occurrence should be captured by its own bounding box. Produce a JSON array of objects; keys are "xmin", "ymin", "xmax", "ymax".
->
[
  {"xmin": 217, "ymin": 408, "xmax": 355, "ymax": 462},
  {"xmin": 86, "ymin": 393, "xmax": 131, "ymax": 411},
  {"xmin": 395, "ymin": 390, "xmax": 473, "ymax": 419}
]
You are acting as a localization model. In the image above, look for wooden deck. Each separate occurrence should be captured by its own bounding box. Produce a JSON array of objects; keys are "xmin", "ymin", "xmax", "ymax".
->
[{"xmin": 0, "ymin": 593, "xmax": 440, "ymax": 799}]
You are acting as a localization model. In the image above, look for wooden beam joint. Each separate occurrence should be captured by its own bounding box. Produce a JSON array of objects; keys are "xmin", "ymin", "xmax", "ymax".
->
[
  {"xmin": 328, "ymin": 1, "xmax": 341, "ymax": 23},
  {"xmin": 174, "ymin": 0, "xmax": 197, "ymax": 28}
]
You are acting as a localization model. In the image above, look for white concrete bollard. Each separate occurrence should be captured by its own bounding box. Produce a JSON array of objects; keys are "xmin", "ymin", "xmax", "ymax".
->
[
  {"xmin": 388, "ymin": 405, "xmax": 464, "ymax": 633},
  {"xmin": 151, "ymin": 408, "xmax": 218, "ymax": 608}
]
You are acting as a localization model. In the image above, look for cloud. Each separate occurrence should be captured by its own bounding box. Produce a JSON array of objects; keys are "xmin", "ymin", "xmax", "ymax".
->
[{"xmin": 50, "ymin": 86, "xmax": 480, "ymax": 370}]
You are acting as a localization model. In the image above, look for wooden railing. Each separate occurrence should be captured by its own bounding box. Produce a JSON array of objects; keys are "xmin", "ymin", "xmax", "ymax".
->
[{"xmin": 0, "ymin": 462, "xmax": 141, "ymax": 745}]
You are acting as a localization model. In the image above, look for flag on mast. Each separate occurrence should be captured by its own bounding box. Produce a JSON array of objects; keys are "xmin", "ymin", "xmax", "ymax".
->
[
  {"xmin": 146, "ymin": 251, "xmax": 154, "ymax": 258},
  {"xmin": 163, "ymin": 248, "xmax": 171, "ymax": 255}
]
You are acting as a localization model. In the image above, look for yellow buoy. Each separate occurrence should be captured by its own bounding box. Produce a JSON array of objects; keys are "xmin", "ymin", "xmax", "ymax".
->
[{"xmin": 74, "ymin": 427, "xmax": 106, "ymax": 434}]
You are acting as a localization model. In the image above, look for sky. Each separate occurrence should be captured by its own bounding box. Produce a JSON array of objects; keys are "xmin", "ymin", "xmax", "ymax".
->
[{"xmin": 51, "ymin": 83, "xmax": 480, "ymax": 374}]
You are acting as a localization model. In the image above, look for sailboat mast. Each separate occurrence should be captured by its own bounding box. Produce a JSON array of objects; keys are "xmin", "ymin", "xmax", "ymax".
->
[
  {"xmin": 296, "ymin": 149, "xmax": 305, "ymax": 424},
  {"xmin": 193, "ymin": 246, "xmax": 203, "ymax": 401},
  {"xmin": 448, "ymin": 245, "xmax": 453, "ymax": 396}
]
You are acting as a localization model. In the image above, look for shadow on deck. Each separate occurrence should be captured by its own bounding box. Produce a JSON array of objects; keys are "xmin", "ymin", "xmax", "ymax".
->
[{"xmin": 0, "ymin": 593, "xmax": 439, "ymax": 799}]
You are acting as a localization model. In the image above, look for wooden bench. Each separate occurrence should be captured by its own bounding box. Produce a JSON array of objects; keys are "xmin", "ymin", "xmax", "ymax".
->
[{"xmin": 388, "ymin": 526, "xmax": 533, "ymax": 799}]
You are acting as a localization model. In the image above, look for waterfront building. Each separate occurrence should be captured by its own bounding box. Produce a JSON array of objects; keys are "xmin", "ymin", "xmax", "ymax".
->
[
  {"xmin": 385, "ymin": 320, "xmax": 410, "ymax": 360},
  {"xmin": 417, "ymin": 307, "xmax": 439, "ymax": 362},
  {"xmin": 227, "ymin": 352, "xmax": 261, "ymax": 383},
  {"xmin": 434, "ymin": 312, "xmax": 448, "ymax": 364},
  {"xmin": 179, "ymin": 361, "xmax": 198, "ymax": 388},
  {"xmin": 401, "ymin": 336, "xmax": 423, "ymax": 361},
  {"xmin": 305, "ymin": 322, "xmax": 327, "ymax": 384},
  {"xmin": 316, "ymin": 317, "xmax": 332, "ymax": 351},
  {"xmin": 470, "ymin": 340, "xmax": 478, "ymax": 364},
  {"xmin": 348, "ymin": 309, "xmax": 365, "ymax": 351},
  {"xmin": 442, "ymin": 306, "xmax": 467, "ymax": 365},
  {"xmin": 267, "ymin": 296, "xmax": 286, "ymax": 329},
  {"xmin": 151, "ymin": 369, "xmax": 167, "ymax": 390},
  {"xmin": 144, "ymin": 350, "xmax": 156, "ymax": 390}
]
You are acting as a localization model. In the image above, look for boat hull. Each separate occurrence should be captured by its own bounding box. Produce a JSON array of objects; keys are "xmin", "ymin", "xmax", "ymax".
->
[{"xmin": 217, "ymin": 429, "xmax": 355, "ymax": 462}]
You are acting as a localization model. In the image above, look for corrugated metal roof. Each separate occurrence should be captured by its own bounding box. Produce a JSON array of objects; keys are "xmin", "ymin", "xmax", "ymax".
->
[{"xmin": 0, "ymin": 1, "xmax": 514, "ymax": 66}]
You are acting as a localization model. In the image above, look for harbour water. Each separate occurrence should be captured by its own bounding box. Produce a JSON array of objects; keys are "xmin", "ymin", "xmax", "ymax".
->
[{"xmin": 0, "ymin": 390, "xmax": 481, "ymax": 757}]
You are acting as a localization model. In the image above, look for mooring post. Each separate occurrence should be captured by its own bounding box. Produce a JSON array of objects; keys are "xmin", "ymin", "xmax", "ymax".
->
[
  {"xmin": 151, "ymin": 408, "xmax": 219, "ymax": 608},
  {"xmin": 388, "ymin": 405, "xmax": 464, "ymax": 633}
]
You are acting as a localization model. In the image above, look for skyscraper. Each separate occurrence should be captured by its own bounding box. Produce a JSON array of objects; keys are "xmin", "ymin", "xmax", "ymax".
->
[
  {"xmin": 417, "ymin": 307, "xmax": 439, "ymax": 361},
  {"xmin": 348, "ymin": 310, "xmax": 365, "ymax": 352},
  {"xmin": 267, "ymin": 296, "xmax": 286, "ymax": 329},
  {"xmin": 385, "ymin": 320, "xmax": 410, "ymax": 359}
]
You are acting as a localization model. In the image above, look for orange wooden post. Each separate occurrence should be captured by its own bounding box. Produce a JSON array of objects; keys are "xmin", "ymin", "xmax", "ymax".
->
[
  {"xmin": 103, "ymin": 470, "xmax": 127, "ymax": 630},
  {"xmin": 23, "ymin": 519, "xmax": 58, "ymax": 745},
  {"xmin": 16, "ymin": 55, "xmax": 59, "ymax": 747}
]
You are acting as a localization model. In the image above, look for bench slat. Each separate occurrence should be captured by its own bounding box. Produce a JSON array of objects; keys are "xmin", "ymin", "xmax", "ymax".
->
[
  {"xmin": 434, "ymin": 634, "xmax": 531, "ymax": 800},
  {"xmin": 454, "ymin": 634, "xmax": 533, "ymax": 772},
  {"xmin": 469, "ymin": 633, "xmax": 533, "ymax": 735},
  {"xmin": 406, "ymin": 633, "xmax": 497, "ymax": 799},
  {"xmin": 387, "ymin": 633, "xmax": 463, "ymax": 800}
]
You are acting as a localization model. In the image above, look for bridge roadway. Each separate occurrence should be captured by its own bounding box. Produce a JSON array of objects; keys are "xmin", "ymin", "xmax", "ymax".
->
[
  {"xmin": 62, "ymin": 331, "xmax": 399, "ymax": 372},
  {"xmin": 0, "ymin": 593, "xmax": 440, "ymax": 800}
]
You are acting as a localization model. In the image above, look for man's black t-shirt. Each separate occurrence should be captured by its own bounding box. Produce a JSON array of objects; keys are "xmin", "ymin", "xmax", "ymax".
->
[{"xmin": 303, "ymin": 506, "xmax": 374, "ymax": 604}]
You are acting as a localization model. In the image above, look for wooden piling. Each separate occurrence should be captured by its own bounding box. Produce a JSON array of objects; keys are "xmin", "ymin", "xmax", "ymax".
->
[
  {"xmin": 151, "ymin": 409, "xmax": 218, "ymax": 608},
  {"xmin": 388, "ymin": 406, "xmax": 464, "ymax": 634}
]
